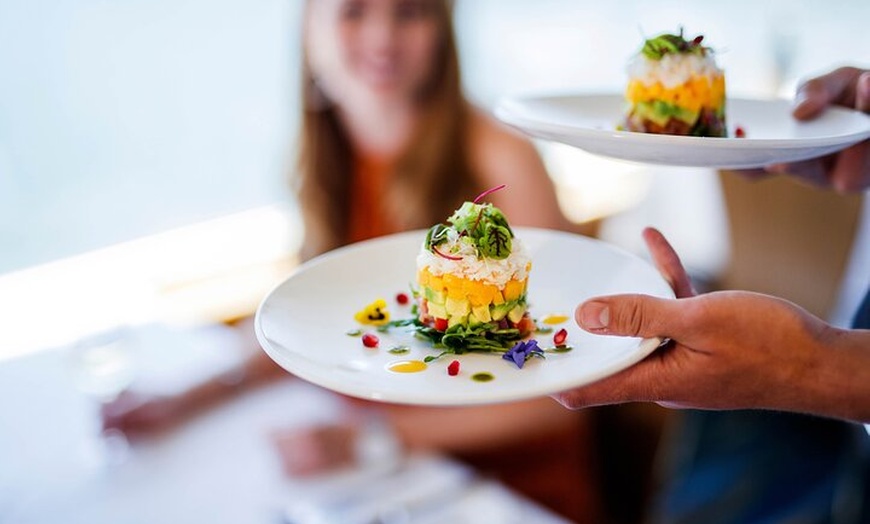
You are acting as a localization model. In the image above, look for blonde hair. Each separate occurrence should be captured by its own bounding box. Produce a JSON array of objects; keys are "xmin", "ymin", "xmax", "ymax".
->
[{"xmin": 294, "ymin": 0, "xmax": 480, "ymax": 260}]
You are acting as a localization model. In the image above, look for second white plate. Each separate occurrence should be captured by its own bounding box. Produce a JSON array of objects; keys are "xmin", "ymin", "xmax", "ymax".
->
[{"xmin": 495, "ymin": 94, "xmax": 870, "ymax": 168}]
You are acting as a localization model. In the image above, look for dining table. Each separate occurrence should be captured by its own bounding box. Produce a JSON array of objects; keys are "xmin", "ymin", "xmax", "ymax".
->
[{"xmin": 0, "ymin": 322, "xmax": 570, "ymax": 524}]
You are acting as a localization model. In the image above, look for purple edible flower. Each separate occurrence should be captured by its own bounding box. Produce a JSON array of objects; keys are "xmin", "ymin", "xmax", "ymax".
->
[{"xmin": 503, "ymin": 339, "xmax": 544, "ymax": 369}]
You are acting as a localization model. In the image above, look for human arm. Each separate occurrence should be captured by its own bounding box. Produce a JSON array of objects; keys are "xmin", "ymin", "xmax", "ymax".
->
[
  {"xmin": 270, "ymin": 395, "xmax": 587, "ymax": 474},
  {"xmin": 102, "ymin": 320, "xmax": 285, "ymax": 435},
  {"xmin": 553, "ymin": 227, "xmax": 870, "ymax": 423}
]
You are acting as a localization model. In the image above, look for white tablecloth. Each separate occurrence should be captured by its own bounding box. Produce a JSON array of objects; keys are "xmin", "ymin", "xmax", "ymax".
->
[{"xmin": 0, "ymin": 324, "xmax": 569, "ymax": 523}]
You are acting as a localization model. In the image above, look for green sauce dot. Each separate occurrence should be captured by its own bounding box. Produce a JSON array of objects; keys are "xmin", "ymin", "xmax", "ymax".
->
[{"xmin": 472, "ymin": 372, "xmax": 494, "ymax": 383}]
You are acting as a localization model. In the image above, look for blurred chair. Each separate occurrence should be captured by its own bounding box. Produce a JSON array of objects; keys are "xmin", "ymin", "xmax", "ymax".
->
[{"xmin": 715, "ymin": 170, "xmax": 864, "ymax": 319}]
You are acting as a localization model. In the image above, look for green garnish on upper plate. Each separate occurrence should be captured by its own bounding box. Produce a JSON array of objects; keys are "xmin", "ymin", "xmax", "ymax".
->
[{"xmin": 641, "ymin": 29, "xmax": 710, "ymax": 60}]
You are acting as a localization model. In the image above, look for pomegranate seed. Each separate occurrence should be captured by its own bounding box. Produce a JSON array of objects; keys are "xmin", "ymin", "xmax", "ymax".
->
[
  {"xmin": 554, "ymin": 328, "xmax": 568, "ymax": 346},
  {"xmin": 434, "ymin": 318, "xmax": 449, "ymax": 331},
  {"xmin": 362, "ymin": 333, "xmax": 379, "ymax": 348},
  {"xmin": 735, "ymin": 126, "xmax": 746, "ymax": 138},
  {"xmin": 447, "ymin": 360, "xmax": 460, "ymax": 376},
  {"xmin": 396, "ymin": 292, "xmax": 409, "ymax": 305}
]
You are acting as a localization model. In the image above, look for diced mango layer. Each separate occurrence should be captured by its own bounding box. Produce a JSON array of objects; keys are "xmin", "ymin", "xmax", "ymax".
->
[
  {"xmin": 626, "ymin": 74, "xmax": 725, "ymax": 114},
  {"xmin": 417, "ymin": 266, "xmax": 527, "ymax": 325}
]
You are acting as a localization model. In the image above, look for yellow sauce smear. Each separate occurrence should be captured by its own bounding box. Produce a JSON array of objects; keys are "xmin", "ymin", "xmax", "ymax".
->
[
  {"xmin": 387, "ymin": 360, "xmax": 428, "ymax": 373},
  {"xmin": 541, "ymin": 314, "xmax": 569, "ymax": 325}
]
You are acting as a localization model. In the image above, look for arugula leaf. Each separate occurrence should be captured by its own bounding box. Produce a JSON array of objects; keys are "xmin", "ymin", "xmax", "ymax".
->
[{"xmin": 380, "ymin": 317, "xmax": 528, "ymax": 363}]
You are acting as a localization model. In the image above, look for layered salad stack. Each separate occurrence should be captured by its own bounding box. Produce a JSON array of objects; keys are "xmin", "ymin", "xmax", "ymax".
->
[
  {"xmin": 415, "ymin": 188, "xmax": 535, "ymax": 348},
  {"xmin": 624, "ymin": 30, "xmax": 727, "ymax": 137}
]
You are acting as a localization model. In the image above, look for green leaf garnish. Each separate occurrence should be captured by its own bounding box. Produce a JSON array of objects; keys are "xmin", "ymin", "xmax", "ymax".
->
[
  {"xmin": 478, "ymin": 223, "xmax": 512, "ymax": 259},
  {"xmin": 378, "ymin": 317, "xmax": 529, "ymax": 363},
  {"xmin": 424, "ymin": 186, "xmax": 518, "ymax": 261},
  {"xmin": 424, "ymin": 351, "xmax": 451, "ymax": 363},
  {"xmin": 640, "ymin": 29, "xmax": 709, "ymax": 60},
  {"xmin": 425, "ymin": 223, "xmax": 450, "ymax": 250}
]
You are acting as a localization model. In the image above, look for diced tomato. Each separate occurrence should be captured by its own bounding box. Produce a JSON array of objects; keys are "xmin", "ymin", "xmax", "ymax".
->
[
  {"xmin": 434, "ymin": 318, "xmax": 449, "ymax": 331},
  {"xmin": 515, "ymin": 316, "xmax": 535, "ymax": 335}
]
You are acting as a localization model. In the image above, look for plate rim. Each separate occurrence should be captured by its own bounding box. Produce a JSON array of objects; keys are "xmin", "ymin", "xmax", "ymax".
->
[
  {"xmin": 255, "ymin": 227, "xmax": 674, "ymax": 406},
  {"xmin": 495, "ymin": 92, "xmax": 870, "ymax": 150}
]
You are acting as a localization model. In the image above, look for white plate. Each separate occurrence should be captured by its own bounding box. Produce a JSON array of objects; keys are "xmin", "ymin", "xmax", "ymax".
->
[
  {"xmin": 255, "ymin": 228, "xmax": 674, "ymax": 406},
  {"xmin": 495, "ymin": 94, "xmax": 870, "ymax": 169}
]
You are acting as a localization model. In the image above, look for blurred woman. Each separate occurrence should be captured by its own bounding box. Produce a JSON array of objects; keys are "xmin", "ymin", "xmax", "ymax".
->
[
  {"xmin": 296, "ymin": 0, "xmax": 569, "ymax": 258},
  {"xmin": 104, "ymin": 1, "xmax": 601, "ymax": 520}
]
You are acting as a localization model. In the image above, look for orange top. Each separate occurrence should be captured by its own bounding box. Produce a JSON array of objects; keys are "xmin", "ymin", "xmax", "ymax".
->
[{"xmin": 347, "ymin": 153, "xmax": 395, "ymax": 243}]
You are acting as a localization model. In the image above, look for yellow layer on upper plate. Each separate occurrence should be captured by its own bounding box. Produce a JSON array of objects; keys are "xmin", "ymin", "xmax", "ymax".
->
[{"xmin": 626, "ymin": 74, "xmax": 725, "ymax": 113}]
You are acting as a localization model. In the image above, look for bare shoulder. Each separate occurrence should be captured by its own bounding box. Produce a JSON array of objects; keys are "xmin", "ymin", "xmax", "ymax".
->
[
  {"xmin": 466, "ymin": 106, "xmax": 569, "ymax": 230},
  {"xmin": 468, "ymin": 107, "xmax": 542, "ymax": 173}
]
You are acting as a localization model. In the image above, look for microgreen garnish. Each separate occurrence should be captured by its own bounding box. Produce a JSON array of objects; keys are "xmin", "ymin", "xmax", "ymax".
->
[
  {"xmin": 346, "ymin": 329, "xmax": 363, "ymax": 337},
  {"xmin": 535, "ymin": 326, "xmax": 554, "ymax": 334},
  {"xmin": 471, "ymin": 208, "xmax": 484, "ymax": 236},
  {"xmin": 473, "ymin": 184, "xmax": 506, "ymax": 204},
  {"xmin": 425, "ymin": 223, "xmax": 450, "ymax": 250},
  {"xmin": 388, "ymin": 346, "xmax": 410, "ymax": 355},
  {"xmin": 420, "ymin": 321, "xmax": 523, "ymax": 352},
  {"xmin": 423, "ymin": 186, "xmax": 516, "ymax": 261},
  {"xmin": 382, "ymin": 318, "xmax": 418, "ymax": 328},
  {"xmin": 423, "ymin": 351, "xmax": 451, "ymax": 363},
  {"xmin": 432, "ymin": 244, "xmax": 463, "ymax": 261},
  {"xmin": 503, "ymin": 340, "xmax": 545, "ymax": 369},
  {"xmin": 641, "ymin": 28, "xmax": 710, "ymax": 60},
  {"xmin": 547, "ymin": 345, "xmax": 574, "ymax": 353}
]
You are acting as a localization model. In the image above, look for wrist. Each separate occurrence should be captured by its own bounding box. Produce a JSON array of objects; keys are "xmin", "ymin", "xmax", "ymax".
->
[{"xmin": 790, "ymin": 326, "xmax": 870, "ymax": 423}]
